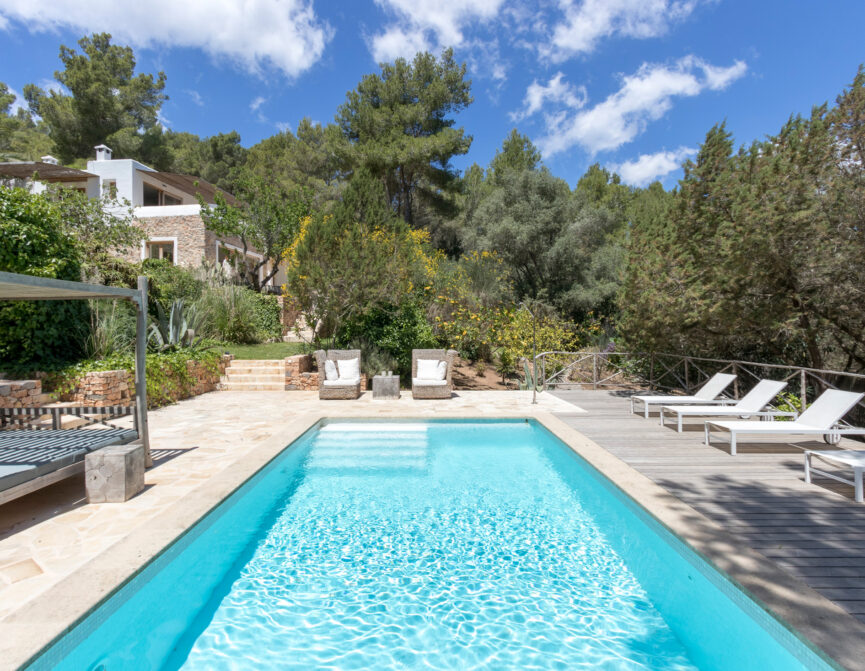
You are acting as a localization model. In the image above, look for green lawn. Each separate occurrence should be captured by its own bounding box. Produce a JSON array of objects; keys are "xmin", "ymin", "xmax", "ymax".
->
[{"xmin": 222, "ymin": 341, "xmax": 310, "ymax": 360}]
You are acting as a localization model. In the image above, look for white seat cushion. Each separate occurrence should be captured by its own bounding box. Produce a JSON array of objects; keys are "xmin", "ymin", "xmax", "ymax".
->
[
  {"xmin": 416, "ymin": 359, "xmax": 444, "ymax": 380},
  {"xmin": 322, "ymin": 378, "xmax": 360, "ymax": 387},
  {"xmin": 324, "ymin": 359, "xmax": 338, "ymax": 381},
  {"xmin": 413, "ymin": 377, "xmax": 447, "ymax": 387},
  {"xmin": 337, "ymin": 357, "xmax": 360, "ymax": 380}
]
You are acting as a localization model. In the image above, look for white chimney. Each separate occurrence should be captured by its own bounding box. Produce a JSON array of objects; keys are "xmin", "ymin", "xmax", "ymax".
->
[
  {"xmin": 94, "ymin": 144, "xmax": 112, "ymax": 161},
  {"xmin": 40, "ymin": 155, "xmax": 59, "ymax": 165}
]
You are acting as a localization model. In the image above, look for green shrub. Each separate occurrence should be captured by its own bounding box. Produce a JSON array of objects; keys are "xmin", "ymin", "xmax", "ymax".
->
[
  {"xmin": 336, "ymin": 301, "xmax": 437, "ymax": 378},
  {"xmin": 142, "ymin": 259, "xmax": 204, "ymax": 305},
  {"xmin": 340, "ymin": 338, "xmax": 399, "ymax": 378},
  {"xmin": 249, "ymin": 292, "xmax": 283, "ymax": 341},
  {"xmin": 0, "ymin": 187, "xmax": 89, "ymax": 366},
  {"xmin": 85, "ymin": 299, "xmax": 137, "ymax": 359},
  {"xmin": 194, "ymin": 284, "xmax": 262, "ymax": 344}
]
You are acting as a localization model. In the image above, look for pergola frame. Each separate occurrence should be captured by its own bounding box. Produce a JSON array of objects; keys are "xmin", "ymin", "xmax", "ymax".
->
[{"xmin": 0, "ymin": 271, "xmax": 151, "ymax": 466}]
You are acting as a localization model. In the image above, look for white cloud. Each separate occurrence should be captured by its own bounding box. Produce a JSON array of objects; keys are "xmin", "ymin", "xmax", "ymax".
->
[
  {"xmin": 249, "ymin": 96, "xmax": 267, "ymax": 112},
  {"xmin": 275, "ymin": 121, "xmax": 292, "ymax": 133},
  {"xmin": 37, "ymin": 78, "xmax": 69, "ymax": 96},
  {"xmin": 5, "ymin": 86, "xmax": 26, "ymax": 115},
  {"xmin": 545, "ymin": 0, "xmax": 700, "ymax": 61},
  {"xmin": 511, "ymin": 71, "xmax": 586, "ymax": 121},
  {"xmin": 534, "ymin": 56, "xmax": 747, "ymax": 157},
  {"xmin": 0, "ymin": 0, "xmax": 332, "ymax": 77},
  {"xmin": 370, "ymin": 0, "xmax": 505, "ymax": 62},
  {"xmin": 612, "ymin": 146, "xmax": 695, "ymax": 186},
  {"xmin": 186, "ymin": 90, "xmax": 204, "ymax": 106}
]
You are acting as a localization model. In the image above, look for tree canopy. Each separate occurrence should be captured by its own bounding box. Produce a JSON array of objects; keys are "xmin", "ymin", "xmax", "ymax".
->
[
  {"xmin": 336, "ymin": 49, "xmax": 473, "ymax": 227},
  {"xmin": 620, "ymin": 67, "xmax": 865, "ymax": 372},
  {"xmin": 24, "ymin": 33, "xmax": 167, "ymax": 163}
]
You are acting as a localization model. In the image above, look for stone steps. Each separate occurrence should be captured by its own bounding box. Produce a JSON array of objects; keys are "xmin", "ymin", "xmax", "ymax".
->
[
  {"xmin": 220, "ymin": 359, "xmax": 285, "ymax": 391},
  {"xmin": 219, "ymin": 382, "xmax": 286, "ymax": 391}
]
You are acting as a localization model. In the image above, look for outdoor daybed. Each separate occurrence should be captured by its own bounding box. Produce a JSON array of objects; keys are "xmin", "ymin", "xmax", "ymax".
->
[
  {"xmin": 315, "ymin": 349, "xmax": 362, "ymax": 400},
  {"xmin": 412, "ymin": 349, "xmax": 457, "ymax": 400},
  {"xmin": 0, "ymin": 412, "xmax": 137, "ymax": 506}
]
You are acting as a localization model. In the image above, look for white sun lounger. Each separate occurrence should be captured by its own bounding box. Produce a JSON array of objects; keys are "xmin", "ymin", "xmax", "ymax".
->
[
  {"xmin": 705, "ymin": 389, "xmax": 865, "ymax": 455},
  {"xmin": 804, "ymin": 450, "xmax": 865, "ymax": 503},
  {"xmin": 660, "ymin": 380, "xmax": 794, "ymax": 432},
  {"xmin": 630, "ymin": 372, "xmax": 737, "ymax": 418}
]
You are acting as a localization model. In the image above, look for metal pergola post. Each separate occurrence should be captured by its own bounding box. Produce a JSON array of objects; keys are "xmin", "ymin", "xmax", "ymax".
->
[{"xmin": 134, "ymin": 276, "xmax": 151, "ymax": 467}]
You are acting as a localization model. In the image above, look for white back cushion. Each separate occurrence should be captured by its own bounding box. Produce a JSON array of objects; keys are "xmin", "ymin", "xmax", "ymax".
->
[
  {"xmin": 435, "ymin": 360, "xmax": 447, "ymax": 380},
  {"xmin": 324, "ymin": 359, "xmax": 338, "ymax": 381},
  {"xmin": 337, "ymin": 357, "xmax": 360, "ymax": 381},
  {"xmin": 417, "ymin": 359, "xmax": 442, "ymax": 380}
]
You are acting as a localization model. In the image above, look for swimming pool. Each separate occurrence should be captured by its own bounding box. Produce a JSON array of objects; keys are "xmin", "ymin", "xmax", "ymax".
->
[{"xmin": 29, "ymin": 419, "xmax": 835, "ymax": 669}]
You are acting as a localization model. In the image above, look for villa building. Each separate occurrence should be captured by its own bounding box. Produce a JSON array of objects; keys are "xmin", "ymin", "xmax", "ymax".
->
[{"xmin": 0, "ymin": 146, "xmax": 279, "ymax": 288}]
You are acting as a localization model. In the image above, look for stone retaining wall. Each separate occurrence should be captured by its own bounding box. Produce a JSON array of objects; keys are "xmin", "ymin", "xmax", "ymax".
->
[
  {"xmin": 284, "ymin": 354, "xmax": 367, "ymax": 391},
  {"xmin": 69, "ymin": 370, "xmax": 133, "ymax": 407},
  {"xmin": 0, "ymin": 379, "xmax": 52, "ymax": 409}
]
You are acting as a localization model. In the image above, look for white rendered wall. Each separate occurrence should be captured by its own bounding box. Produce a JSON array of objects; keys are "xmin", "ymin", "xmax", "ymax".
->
[{"xmin": 86, "ymin": 158, "xmax": 154, "ymax": 205}]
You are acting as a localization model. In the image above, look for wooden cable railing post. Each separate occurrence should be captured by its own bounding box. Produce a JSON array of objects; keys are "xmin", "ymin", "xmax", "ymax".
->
[
  {"xmin": 592, "ymin": 353, "xmax": 599, "ymax": 389},
  {"xmin": 649, "ymin": 353, "xmax": 655, "ymax": 390},
  {"xmin": 733, "ymin": 362, "xmax": 740, "ymax": 399},
  {"xmin": 800, "ymin": 369, "xmax": 808, "ymax": 409},
  {"xmin": 684, "ymin": 357, "xmax": 690, "ymax": 394}
]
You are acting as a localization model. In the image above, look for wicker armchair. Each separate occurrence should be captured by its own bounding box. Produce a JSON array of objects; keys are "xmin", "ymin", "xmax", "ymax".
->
[
  {"xmin": 411, "ymin": 349, "xmax": 457, "ymax": 399},
  {"xmin": 314, "ymin": 349, "xmax": 362, "ymax": 400}
]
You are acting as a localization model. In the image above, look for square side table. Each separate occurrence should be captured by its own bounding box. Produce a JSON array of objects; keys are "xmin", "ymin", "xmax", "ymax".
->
[{"xmin": 372, "ymin": 374, "xmax": 400, "ymax": 400}]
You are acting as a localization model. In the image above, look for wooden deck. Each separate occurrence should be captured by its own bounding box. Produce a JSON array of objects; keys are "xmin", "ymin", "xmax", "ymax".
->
[{"xmin": 551, "ymin": 388, "xmax": 865, "ymax": 625}]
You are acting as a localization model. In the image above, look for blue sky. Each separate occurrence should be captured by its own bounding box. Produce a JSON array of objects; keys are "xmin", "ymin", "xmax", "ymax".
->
[{"xmin": 1, "ymin": 0, "xmax": 863, "ymax": 188}]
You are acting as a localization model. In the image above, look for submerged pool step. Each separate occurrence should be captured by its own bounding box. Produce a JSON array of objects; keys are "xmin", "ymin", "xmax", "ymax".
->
[
  {"xmin": 307, "ymin": 428, "xmax": 430, "ymax": 472},
  {"xmin": 313, "ymin": 435, "xmax": 428, "ymax": 449}
]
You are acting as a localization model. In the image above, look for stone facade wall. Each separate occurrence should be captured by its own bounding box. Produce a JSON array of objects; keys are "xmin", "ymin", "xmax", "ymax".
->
[
  {"xmin": 284, "ymin": 354, "xmax": 367, "ymax": 391},
  {"xmin": 0, "ymin": 379, "xmax": 52, "ymax": 409},
  {"xmin": 125, "ymin": 214, "xmax": 208, "ymax": 266}
]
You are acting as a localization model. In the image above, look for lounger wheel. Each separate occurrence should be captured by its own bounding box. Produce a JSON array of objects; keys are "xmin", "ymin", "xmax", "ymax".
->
[{"xmin": 823, "ymin": 432, "xmax": 841, "ymax": 445}]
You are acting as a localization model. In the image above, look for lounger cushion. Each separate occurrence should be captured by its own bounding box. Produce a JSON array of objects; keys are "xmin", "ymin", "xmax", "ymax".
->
[
  {"xmin": 416, "ymin": 359, "xmax": 444, "ymax": 380},
  {"xmin": 0, "ymin": 428, "xmax": 137, "ymax": 493},
  {"xmin": 324, "ymin": 359, "xmax": 338, "ymax": 381},
  {"xmin": 337, "ymin": 358, "xmax": 360, "ymax": 381},
  {"xmin": 412, "ymin": 377, "xmax": 447, "ymax": 387},
  {"xmin": 322, "ymin": 378, "xmax": 360, "ymax": 388}
]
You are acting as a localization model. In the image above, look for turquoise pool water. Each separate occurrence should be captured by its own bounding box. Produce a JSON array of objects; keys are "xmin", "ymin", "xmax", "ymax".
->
[{"xmin": 31, "ymin": 420, "xmax": 834, "ymax": 670}]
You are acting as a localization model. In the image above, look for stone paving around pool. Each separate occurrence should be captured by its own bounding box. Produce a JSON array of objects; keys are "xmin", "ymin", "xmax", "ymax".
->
[{"xmin": 0, "ymin": 390, "xmax": 580, "ymax": 626}]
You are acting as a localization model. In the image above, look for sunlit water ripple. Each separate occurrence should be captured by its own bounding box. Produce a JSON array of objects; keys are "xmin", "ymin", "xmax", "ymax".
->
[{"xmin": 178, "ymin": 423, "xmax": 697, "ymax": 670}]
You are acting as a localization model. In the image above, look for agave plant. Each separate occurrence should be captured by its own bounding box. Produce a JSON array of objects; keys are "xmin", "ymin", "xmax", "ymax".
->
[
  {"xmin": 518, "ymin": 359, "xmax": 538, "ymax": 391},
  {"xmin": 148, "ymin": 299, "xmax": 204, "ymax": 352}
]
